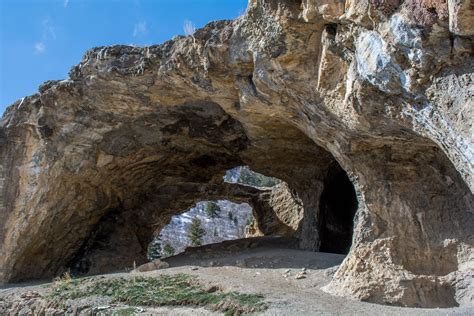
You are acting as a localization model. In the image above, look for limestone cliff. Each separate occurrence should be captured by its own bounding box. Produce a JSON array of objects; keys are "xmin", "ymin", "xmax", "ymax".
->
[{"xmin": 0, "ymin": 0, "xmax": 473, "ymax": 308}]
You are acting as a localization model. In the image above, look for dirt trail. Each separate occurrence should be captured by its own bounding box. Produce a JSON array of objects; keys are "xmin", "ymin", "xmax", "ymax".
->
[{"xmin": 1, "ymin": 237, "xmax": 471, "ymax": 315}]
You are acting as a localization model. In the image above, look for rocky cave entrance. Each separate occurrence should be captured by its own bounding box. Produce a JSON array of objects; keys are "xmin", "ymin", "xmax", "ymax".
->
[
  {"xmin": 146, "ymin": 166, "xmax": 287, "ymax": 261},
  {"xmin": 318, "ymin": 163, "xmax": 358, "ymax": 255}
]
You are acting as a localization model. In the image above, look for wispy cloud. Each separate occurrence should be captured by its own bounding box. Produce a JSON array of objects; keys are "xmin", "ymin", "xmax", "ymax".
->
[
  {"xmin": 133, "ymin": 21, "xmax": 147, "ymax": 37},
  {"xmin": 63, "ymin": 0, "xmax": 69, "ymax": 8},
  {"xmin": 34, "ymin": 42, "xmax": 46, "ymax": 54},
  {"xmin": 42, "ymin": 18, "xmax": 56, "ymax": 40},
  {"xmin": 33, "ymin": 18, "xmax": 56, "ymax": 54}
]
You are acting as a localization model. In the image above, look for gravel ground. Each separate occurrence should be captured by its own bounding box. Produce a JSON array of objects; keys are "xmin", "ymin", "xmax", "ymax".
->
[{"xmin": 1, "ymin": 237, "xmax": 471, "ymax": 315}]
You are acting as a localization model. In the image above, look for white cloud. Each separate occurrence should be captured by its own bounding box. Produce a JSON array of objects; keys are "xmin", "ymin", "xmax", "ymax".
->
[
  {"xmin": 42, "ymin": 18, "xmax": 56, "ymax": 40},
  {"xmin": 35, "ymin": 42, "xmax": 45, "ymax": 54},
  {"xmin": 133, "ymin": 21, "xmax": 147, "ymax": 37},
  {"xmin": 63, "ymin": 0, "xmax": 69, "ymax": 8},
  {"xmin": 33, "ymin": 18, "xmax": 56, "ymax": 53}
]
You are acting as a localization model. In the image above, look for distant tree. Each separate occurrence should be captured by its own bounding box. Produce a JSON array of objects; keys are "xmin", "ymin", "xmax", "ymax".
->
[
  {"xmin": 204, "ymin": 201, "xmax": 221, "ymax": 218},
  {"xmin": 162, "ymin": 244, "xmax": 175, "ymax": 257},
  {"xmin": 188, "ymin": 218, "xmax": 206, "ymax": 247},
  {"xmin": 237, "ymin": 166, "xmax": 280, "ymax": 187},
  {"xmin": 233, "ymin": 217, "xmax": 238, "ymax": 226},
  {"xmin": 214, "ymin": 227, "xmax": 218, "ymax": 237},
  {"xmin": 224, "ymin": 166, "xmax": 281, "ymax": 188},
  {"xmin": 228, "ymin": 211, "xmax": 234, "ymax": 221},
  {"xmin": 147, "ymin": 237, "xmax": 162, "ymax": 261}
]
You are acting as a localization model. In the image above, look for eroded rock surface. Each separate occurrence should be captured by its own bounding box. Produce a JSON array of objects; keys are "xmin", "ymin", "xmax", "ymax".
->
[{"xmin": 1, "ymin": 0, "xmax": 473, "ymax": 308}]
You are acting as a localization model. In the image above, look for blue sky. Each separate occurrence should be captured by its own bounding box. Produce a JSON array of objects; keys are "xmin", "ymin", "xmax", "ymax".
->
[{"xmin": 0, "ymin": 0, "xmax": 248, "ymax": 115}]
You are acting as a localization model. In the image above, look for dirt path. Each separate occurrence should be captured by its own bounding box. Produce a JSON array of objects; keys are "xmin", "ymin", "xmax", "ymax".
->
[{"xmin": 1, "ymin": 237, "xmax": 471, "ymax": 315}]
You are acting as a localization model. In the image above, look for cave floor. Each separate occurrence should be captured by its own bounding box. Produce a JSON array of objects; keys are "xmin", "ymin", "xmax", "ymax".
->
[{"xmin": 1, "ymin": 237, "xmax": 472, "ymax": 315}]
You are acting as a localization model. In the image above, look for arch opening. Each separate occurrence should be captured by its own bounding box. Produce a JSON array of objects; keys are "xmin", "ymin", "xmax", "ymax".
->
[
  {"xmin": 147, "ymin": 200, "xmax": 254, "ymax": 260},
  {"xmin": 145, "ymin": 166, "xmax": 294, "ymax": 262}
]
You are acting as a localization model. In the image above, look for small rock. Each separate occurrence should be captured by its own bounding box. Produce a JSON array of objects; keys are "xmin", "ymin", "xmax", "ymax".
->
[
  {"xmin": 20, "ymin": 291, "xmax": 40, "ymax": 299},
  {"xmin": 134, "ymin": 260, "xmax": 169, "ymax": 272},
  {"xmin": 95, "ymin": 305, "xmax": 110, "ymax": 311},
  {"xmin": 295, "ymin": 272, "xmax": 306, "ymax": 279},
  {"xmin": 190, "ymin": 267, "xmax": 199, "ymax": 271},
  {"xmin": 235, "ymin": 260, "xmax": 246, "ymax": 268},
  {"xmin": 284, "ymin": 269, "xmax": 291, "ymax": 274},
  {"xmin": 227, "ymin": 244, "xmax": 240, "ymax": 251}
]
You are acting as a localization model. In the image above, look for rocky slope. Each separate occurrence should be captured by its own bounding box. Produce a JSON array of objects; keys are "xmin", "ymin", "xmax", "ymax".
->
[
  {"xmin": 0, "ymin": 0, "xmax": 473, "ymax": 309},
  {"xmin": 151, "ymin": 200, "xmax": 253, "ymax": 258}
]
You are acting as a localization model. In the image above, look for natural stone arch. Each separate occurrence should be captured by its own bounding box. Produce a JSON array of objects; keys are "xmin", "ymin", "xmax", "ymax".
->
[
  {"xmin": 0, "ymin": 0, "xmax": 472, "ymax": 309},
  {"xmin": 0, "ymin": 90, "xmax": 336, "ymax": 282},
  {"xmin": 69, "ymin": 180, "xmax": 306, "ymax": 276}
]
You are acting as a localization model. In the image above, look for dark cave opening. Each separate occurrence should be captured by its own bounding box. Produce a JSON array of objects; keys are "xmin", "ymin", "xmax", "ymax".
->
[{"xmin": 319, "ymin": 162, "xmax": 358, "ymax": 255}]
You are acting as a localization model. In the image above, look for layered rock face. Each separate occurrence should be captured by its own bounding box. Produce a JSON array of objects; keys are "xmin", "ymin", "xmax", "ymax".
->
[{"xmin": 0, "ymin": 0, "xmax": 473, "ymax": 308}]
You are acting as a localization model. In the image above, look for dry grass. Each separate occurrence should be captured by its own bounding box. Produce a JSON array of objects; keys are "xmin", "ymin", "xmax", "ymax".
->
[{"xmin": 48, "ymin": 273, "xmax": 266, "ymax": 315}]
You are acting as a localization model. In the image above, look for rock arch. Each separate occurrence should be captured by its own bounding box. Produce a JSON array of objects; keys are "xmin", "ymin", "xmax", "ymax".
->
[
  {"xmin": 0, "ymin": 0, "xmax": 472, "ymax": 308},
  {"xmin": 0, "ymin": 93, "xmax": 335, "ymax": 282}
]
